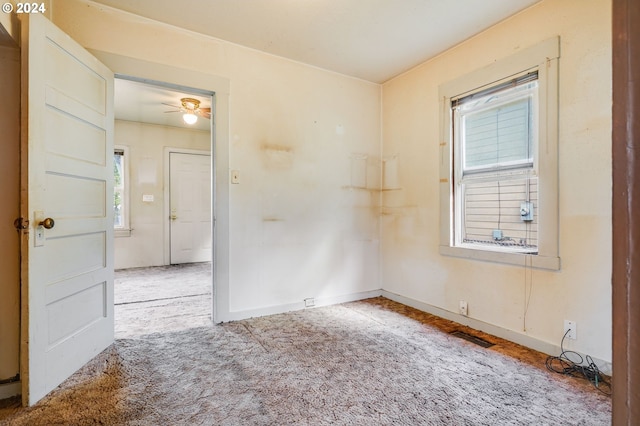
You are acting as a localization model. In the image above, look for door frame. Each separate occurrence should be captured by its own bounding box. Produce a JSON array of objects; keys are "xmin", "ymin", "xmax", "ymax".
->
[
  {"xmin": 612, "ymin": 0, "xmax": 640, "ymax": 423},
  {"xmin": 164, "ymin": 148, "xmax": 212, "ymax": 265},
  {"xmin": 92, "ymin": 50, "xmax": 231, "ymax": 325}
]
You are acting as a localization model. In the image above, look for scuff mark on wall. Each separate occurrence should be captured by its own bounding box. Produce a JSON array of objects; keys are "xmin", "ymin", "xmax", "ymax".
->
[
  {"xmin": 263, "ymin": 217, "xmax": 284, "ymax": 222},
  {"xmin": 261, "ymin": 143, "xmax": 294, "ymax": 170}
]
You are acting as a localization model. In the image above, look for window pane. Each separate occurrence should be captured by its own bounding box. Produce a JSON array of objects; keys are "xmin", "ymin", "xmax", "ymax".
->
[
  {"xmin": 114, "ymin": 152, "xmax": 123, "ymax": 188},
  {"xmin": 114, "ymin": 150, "xmax": 125, "ymax": 229},
  {"xmin": 461, "ymin": 177, "xmax": 538, "ymax": 252},
  {"xmin": 457, "ymin": 80, "xmax": 537, "ymax": 173},
  {"xmin": 114, "ymin": 189, "xmax": 123, "ymax": 227},
  {"xmin": 463, "ymin": 98, "xmax": 532, "ymax": 169}
]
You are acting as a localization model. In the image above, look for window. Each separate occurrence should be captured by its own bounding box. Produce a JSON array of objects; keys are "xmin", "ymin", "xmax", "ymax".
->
[
  {"xmin": 439, "ymin": 37, "xmax": 560, "ymax": 270},
  {"xmin": 454, "ymin": 73, "xmax": 538, "ymax": 253},
  {"xmin": 114, "ymin": 146, "xmax": 130, "ymax": 237}
]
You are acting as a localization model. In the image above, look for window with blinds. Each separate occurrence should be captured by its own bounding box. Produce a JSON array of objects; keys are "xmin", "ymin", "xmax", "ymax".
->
[{"xmin": 453, "ymin": 73, "xmax": 538, "ymax": 253}]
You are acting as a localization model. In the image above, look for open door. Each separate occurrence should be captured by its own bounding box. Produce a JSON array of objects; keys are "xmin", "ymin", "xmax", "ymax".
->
[{"xmin": 19, "ymin": 14, "xmax": 114, "ymax": 406}]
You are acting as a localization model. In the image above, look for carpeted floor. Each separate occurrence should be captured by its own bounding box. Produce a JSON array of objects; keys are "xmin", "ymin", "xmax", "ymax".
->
[
  {"xmin": 113, "ymin": 262, "xmax": 213, "ymax": 338},
  {"xmin": 0, "ymin": 265, "xmax": 611, "ymax": 425}
]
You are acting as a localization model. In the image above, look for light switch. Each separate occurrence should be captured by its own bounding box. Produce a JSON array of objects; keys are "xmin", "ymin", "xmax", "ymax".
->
[{"xmin": 231, "ymin": 170, "xmax": 240, "ymax": 184}]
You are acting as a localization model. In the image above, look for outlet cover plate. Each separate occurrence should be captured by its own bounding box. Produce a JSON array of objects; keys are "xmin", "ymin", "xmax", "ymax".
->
[
  {"xmin": 564, "ymin": 320, "xmax": 577, "ymax": 340},
  {"xmin": 459, "ymin": 300, "xmax": 468, "ymax": 316}
]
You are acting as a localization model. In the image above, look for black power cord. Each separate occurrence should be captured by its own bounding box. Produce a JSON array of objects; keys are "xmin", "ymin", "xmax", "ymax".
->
[{"xmin": 545, "ymin": 330, "xmax": 611, "ymax": 396}]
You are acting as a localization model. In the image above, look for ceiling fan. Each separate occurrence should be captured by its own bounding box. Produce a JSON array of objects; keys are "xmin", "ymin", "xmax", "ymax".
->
[{"xmin": 163, "ymin": 97, "xmax": 211, "ymax": 124}]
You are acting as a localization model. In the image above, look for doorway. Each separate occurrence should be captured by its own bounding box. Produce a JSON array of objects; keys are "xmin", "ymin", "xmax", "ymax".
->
[
  {"xmin": 113, "ymin": 76, "xmax": 215, "ymax": 337},
  {"xmin": 89, "ymin": 50, "xmax": 231, "ymax": 325}
]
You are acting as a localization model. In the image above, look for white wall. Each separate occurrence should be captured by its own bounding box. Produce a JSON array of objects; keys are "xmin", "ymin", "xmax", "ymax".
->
[
  {"xmin": 52, "ymin": 0, "xmax": 382, "ymax": 318},
  {"xmin": 114, "ymin": 120, "xmax": 210, "ymax": 269},
  {"xmin": 381, "ymin": 0, "xmax": 612, "ymax": 366}
]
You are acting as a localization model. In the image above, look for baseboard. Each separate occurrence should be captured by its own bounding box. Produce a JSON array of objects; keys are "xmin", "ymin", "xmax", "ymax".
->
[
  {"xmin": 218, "ymin": 289, "xmax": 383, "ymax": 323},
  {"xmin": 381, "ymin": 290, "xmax": 612, "ymax": 376},
  {"xmin": 0, "ymin": 381, "xmax": 20, "ymax": 400}
]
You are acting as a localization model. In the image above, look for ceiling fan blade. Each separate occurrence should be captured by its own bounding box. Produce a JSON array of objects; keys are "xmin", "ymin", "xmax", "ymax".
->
[
  {"xmin": 161, "ymin": 102, "xmax": 181, "ymax": 109},
  {"xmin": 200, "ymin": 107, "xmax": 211, "ymax": 113},
  {"xmin": 199, "ymin": 110, "xmax": 211, "ymax": 119}
]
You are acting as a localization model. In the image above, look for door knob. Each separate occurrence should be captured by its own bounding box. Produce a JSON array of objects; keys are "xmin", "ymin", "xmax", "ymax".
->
[
  {"xmin": 171, "ymin": 215, "xmax": 177, "ymax": 221},
  {"xmin": 39, "ymin": 218, "xmax": 55, "ymax": 229}
]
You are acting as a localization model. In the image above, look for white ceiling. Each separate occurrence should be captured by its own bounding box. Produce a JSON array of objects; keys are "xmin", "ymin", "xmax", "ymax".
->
[
  {"xmin": 115, "ymin": 79, "xmax": 212, "ymax": 131},
  {"xmin": 100, "ymin": 0, "xmax": 541, "ymax": 128}
]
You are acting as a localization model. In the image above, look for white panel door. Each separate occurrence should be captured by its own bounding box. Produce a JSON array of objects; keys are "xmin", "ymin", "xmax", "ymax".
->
[
  {"xmin": 20, "ymin": 14, "xmax": 114, "ymax": 406},
  {"xmin": 170, "ymin": 152, "xmax": 212, "ymax": 264}
]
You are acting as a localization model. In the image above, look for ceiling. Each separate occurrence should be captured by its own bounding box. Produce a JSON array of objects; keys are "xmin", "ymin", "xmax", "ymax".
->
[
  {"xmin": 100, "ymin": 0, "xmax": 541, "ymax": 128},
  {"xmin": 115, "ymin": 79, "xmax": 212, "ymax": 131}
]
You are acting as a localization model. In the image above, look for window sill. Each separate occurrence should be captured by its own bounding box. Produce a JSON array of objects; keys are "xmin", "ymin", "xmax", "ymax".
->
[
  {"xmin": 114, "ymin": 228, "xmax": 132, "ymax": 238},
  {"xmin": 439, "ymin": 245, "xmax": 560, "ymax": 271}
]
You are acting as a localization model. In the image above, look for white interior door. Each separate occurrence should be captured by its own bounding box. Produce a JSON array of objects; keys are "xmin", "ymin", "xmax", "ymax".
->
[
  {"xmin": 20, "ymin": 14, "xmax": 114, "ymax": 406},
  {"xmin": 170, "ymin": 152, "xmax": 212, "ymax": 264}
]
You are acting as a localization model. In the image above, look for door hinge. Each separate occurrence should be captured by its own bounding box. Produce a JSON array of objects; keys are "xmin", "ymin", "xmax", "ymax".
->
[{"xmin": 14, "ymin": 217, "xmax": 29, "ymax": 231}]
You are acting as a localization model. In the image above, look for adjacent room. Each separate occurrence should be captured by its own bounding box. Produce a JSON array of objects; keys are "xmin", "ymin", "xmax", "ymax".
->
[
  {"xmin": 111, "ymin": 78, "xmax": 214, "ymax": 337},
  {"xmin": 0, "ymin": 0, "xmax": 632, "ymax": 423}
]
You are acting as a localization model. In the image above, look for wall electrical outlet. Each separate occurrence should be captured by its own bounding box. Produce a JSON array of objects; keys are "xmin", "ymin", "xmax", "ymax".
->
[
  {"xmin": 459, "ymin": 300, "xmax": 468, "ymax": 316},
  {"xmin": 564, "ymin": 320, "xmax": 577, "ymax": 340},
  {"xmin": 304, "ymin": 298, "xmax": 315, "ymax": 308}
]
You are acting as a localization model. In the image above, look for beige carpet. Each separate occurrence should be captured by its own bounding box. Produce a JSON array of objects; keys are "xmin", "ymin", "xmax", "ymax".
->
[
  {"xmin": 113, "ymin": 262, "xmax": 213, "ymax": 338},
  {"xmin": 0, "ymin": 266, "xmax": 611, "ymax": 425}
]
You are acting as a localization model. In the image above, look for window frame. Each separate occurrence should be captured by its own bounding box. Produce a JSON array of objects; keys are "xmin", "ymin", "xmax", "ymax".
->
[
  {"xmin": 438, "ymin": 37, "xmax": 560, "ymax": 270},
  {"xmin": 114, "ymin": 145, "xmax": 131, "ymax": 237}
]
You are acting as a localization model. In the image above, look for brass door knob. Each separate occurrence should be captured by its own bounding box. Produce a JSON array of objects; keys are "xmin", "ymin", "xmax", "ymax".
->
[{"xmin": 39, "ymin": 218, "xmax": 55, "ymax": 229}]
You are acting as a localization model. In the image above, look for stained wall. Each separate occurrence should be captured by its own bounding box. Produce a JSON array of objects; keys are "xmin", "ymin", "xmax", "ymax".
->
[
  {"xmin": 380, "ymin": 0, "xmax": 612, "ymax": 366},
  {"xmin": 51, "ymin": 0, "xmax": 382, "ymax": 317}
]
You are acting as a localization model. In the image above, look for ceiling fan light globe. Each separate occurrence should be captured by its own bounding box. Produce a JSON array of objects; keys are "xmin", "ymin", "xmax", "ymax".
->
[{"xmin": 183, "ymin": 112, "xmax": 198, "ymax": 125}]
